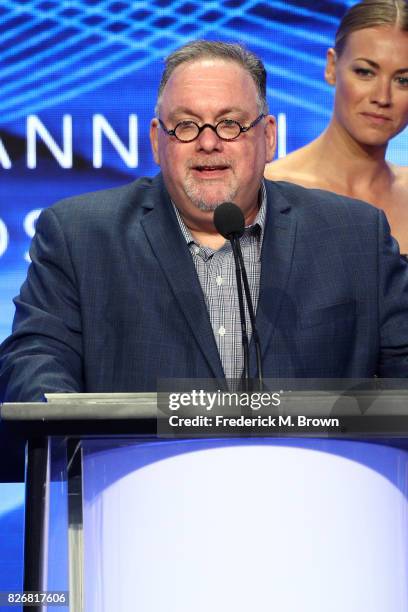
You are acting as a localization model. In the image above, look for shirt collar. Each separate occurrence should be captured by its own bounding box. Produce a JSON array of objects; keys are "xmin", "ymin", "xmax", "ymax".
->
[{"xmin": 173, "ymin": 182, "xmax": 267, "ymax": 250}]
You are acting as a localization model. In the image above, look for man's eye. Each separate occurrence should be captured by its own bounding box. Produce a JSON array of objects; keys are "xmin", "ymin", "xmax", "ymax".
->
[{"xmin": 176, "ymin": 121, "xmax": 197, "ymax": 132}]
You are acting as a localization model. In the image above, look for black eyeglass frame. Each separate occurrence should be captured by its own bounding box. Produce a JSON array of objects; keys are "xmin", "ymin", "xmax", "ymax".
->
[{"xmin": 158, "ymin": 113, "xmax": 266, "ymax": 143}]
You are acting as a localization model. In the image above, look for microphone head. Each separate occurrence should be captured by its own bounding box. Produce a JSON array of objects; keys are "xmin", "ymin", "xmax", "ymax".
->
[{"xmin": 213, "ymin": 202, "xmax": 245, "ymax": 239}]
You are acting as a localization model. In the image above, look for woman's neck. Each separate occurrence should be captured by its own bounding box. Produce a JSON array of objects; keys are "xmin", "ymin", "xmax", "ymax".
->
[{"xmin": 314, "ymin": 119, "xmax": 393, "ymax": 195}]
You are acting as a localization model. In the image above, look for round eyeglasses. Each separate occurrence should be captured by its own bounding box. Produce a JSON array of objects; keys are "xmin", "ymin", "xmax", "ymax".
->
[{"xmin": 158, "ymin": 113, "xmax": 265, "ymax": 143}]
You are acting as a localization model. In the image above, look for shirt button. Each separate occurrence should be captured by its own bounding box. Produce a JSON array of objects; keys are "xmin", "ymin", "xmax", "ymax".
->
[
  {"xmin": 218, "ymin": 326, "xmax": 226, "ymax": 336},
  {"xmin": 193, "ymin": 246, "xmax": 200, "ymax": 255},
  {"xmin": 216, "ymin": 275, "xmax": 223, "ymax": 286}
]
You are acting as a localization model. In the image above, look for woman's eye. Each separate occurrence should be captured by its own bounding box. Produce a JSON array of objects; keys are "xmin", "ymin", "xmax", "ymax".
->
[
  {"xmin": 353, "ymin": 67, "xmax": 374, "ymax": 77},
  {"xmin": 395, "ymin": 75, "xmax": 408, "ymax": 88}
]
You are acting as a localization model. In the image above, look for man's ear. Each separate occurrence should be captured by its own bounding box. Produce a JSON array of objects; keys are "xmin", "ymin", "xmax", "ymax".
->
[
  {"xmin": 150, "ymin": 118, "xmax": 160, "ymax": 165},
  {"xmin": 325, "ymin": 48, "xmax": 337, "ymax": 86},
  {"xmin": 264, "ymin": 115, "xmax": 277, "ymax": 164}
]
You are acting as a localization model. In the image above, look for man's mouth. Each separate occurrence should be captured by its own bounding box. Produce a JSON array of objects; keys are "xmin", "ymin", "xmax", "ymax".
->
[
  {"xmin": 191, "ymin": 164, "xmax": 231, "ymax": 178},
  {"xmin": 194, "ymin": 165, "xmax": 230, "ymax": 171}
]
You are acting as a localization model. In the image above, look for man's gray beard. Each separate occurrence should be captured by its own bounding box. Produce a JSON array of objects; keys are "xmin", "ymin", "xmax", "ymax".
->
[
  {"xmin": 195, "ymin": 199, "xmax": 224, "ymax": 212},
  {"xmin": 183, "ymin": 176, "xmax": 238, "ymax": 212}
]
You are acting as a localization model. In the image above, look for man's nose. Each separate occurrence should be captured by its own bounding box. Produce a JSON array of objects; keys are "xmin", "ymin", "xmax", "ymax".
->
[{"xmin": 195, "ymin": 125, "xmax": 224, "ymax": 152}]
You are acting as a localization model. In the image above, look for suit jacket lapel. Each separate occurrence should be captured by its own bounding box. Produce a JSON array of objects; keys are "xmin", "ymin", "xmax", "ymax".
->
[
  {"xmin": 249, "ymin": 181, "xmax": 296, "ymax": 376},
  {"xmin": 140, "ymin": 175, "xmax": 225, "ymax": 380}
]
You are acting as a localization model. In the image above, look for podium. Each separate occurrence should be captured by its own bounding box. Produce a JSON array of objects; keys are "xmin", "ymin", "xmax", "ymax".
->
[{"xmin": 2, "ymin": 391, "xmax": 408, "ymax": 612}]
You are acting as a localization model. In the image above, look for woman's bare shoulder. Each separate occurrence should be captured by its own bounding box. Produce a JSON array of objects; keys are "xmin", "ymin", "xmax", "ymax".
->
[
  {"xmin": 392, "ymin": 163, "xmax": 408, "ymax": 183},
  {"xmin": 264, "ymin": 146, "xmax": 324, "ymax": 189}
]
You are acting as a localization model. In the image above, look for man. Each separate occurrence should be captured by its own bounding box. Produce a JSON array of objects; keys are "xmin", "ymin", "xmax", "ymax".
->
[{"xmin": 1, "ymin": 40, "xmax": 408, "ymax": 402}]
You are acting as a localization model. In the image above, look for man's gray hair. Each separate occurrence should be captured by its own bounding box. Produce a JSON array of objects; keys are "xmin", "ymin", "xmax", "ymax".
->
[{"xmin": 155, "ymin": 40, "xmax": 268, "ymax": 116}]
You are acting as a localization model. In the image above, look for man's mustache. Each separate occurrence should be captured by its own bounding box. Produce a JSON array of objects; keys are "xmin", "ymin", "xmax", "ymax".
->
[{"xmin": 187, "ymin": 158, "xmax": 234, "ymax": 170}]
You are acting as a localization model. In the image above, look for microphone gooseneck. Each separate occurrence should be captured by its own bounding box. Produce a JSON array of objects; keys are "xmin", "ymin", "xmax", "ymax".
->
[{"xmin": 213, "ymin": 202, "xmax": 263, "ymax": 389}]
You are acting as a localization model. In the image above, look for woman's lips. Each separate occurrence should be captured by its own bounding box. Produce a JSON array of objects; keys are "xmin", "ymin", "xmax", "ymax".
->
[{"xmin": 360, "ymin": 112, "xmax": 391, "ymax": 125}]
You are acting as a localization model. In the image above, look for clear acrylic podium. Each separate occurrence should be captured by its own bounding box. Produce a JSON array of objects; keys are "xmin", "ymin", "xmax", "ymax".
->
[{"xmin": 2, "ymin": 391, "xmax": 408, "ymax": 612}]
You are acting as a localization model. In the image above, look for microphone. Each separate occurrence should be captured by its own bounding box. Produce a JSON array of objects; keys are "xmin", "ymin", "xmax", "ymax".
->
[
  {"xmin": 213, "ymin": 202, "xmax": 245, "ymax": 240},
  {"xmin": 214, "ymin": 202, "xmax": 263, "ymax": 389}
]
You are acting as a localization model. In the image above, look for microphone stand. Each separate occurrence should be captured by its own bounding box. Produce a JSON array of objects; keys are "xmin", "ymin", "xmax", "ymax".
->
[
  {"xmin": 213, "ymin": 201, "xmax": 263, "ymax": 391},
  {"xmin": 230, "ymin": 235, "xmax": 263, "ymax": 391},
  {"xmin": 230, "ymin": 235, "xmax": 250, "ymax": 391},
  {"xmin": 235, "ymin": 244, "xmax": 264, "ymax": 390}
]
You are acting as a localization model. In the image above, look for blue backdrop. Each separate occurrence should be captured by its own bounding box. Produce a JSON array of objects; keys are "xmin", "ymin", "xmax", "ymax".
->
[{"xmin": 0, "ymin": 0, "xmax": 407, "ymax": 600}]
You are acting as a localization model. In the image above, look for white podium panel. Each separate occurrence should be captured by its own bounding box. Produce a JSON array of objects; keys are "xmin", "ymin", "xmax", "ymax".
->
[{"xmin": 82, "ymin": 439, "xmax": 408, "ymax": 612}]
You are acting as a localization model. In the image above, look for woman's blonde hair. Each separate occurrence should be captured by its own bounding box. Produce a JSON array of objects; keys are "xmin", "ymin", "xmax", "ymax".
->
[{"xmin": 335, "ymin": 0, "xmax": 408, "ymax": 55}]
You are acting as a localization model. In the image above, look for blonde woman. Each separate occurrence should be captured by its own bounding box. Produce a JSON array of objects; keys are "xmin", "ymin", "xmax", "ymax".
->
[{"xmin": 265, "ymin": 0, "xmax": 408, "ymax": 255}]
